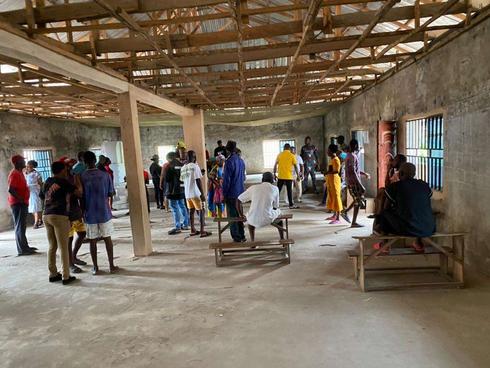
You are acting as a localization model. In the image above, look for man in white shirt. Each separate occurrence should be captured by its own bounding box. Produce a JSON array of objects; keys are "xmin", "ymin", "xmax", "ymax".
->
[
  {"xmin": 180, "ymin": 150, "xmax": 211, "ymax": 238},
  {"xmin": 238, "ymin": 172, "xmax": 284, "ymax": 241}
]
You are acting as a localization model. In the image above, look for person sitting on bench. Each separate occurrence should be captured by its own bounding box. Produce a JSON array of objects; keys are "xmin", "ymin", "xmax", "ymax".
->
[
  {"xmin": 237, "ymin": 172, "xmax": 284, "ymax": 242},
  {"xmin": 374, "ymin": 162, "xmax": 436, "ymax": 252}
]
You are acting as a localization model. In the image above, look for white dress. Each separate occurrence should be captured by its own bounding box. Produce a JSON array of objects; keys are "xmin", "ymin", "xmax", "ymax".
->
[{"xmin": 25, "ymin": 171, "xmax": 42, "ymax": 213}]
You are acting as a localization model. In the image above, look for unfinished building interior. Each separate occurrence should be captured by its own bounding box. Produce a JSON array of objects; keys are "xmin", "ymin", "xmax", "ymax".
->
[{"xmin": 0, "ymin": 1, "xmax": 489, "ymax": 367}]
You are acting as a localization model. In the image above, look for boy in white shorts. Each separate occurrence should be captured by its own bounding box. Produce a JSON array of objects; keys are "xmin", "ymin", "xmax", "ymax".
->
[{"xmin": 81, "ymin": 151, "xmax": 118, "ymax": 275}]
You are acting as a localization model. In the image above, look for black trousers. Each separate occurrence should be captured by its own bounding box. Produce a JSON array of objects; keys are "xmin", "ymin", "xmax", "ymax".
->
[
  {"xmin": 152, "ymin": 178, "xmax": 164, "ymax": 207},
  {"xmin": 11, "ymin": 203, "xmax": 30, "ymax": 254},
  {"xmin": 225, "ymin": 198, "xmax": 245, "ymax": 242},
  {"xmin": 277, "ymin": 179, "xmax": 294, "ymax": 207}
]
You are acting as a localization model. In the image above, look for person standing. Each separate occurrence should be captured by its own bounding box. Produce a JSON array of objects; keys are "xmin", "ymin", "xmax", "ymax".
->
[
  {"xmin": 162, "ymin": 151, "xmax": 190, "ymax": 235},
  {"xmin": 300, "ymin": 136, "xmax": 320, "ymax": 194},
  {"xmin": 222, "ymin": 140, "xmax": 246, "ymax": 242},
  {"xmin": 325, "ymin": 144, "xmax": 343, "ymax": 224},
  {"xmin": 214, "ymin": 140, "xmax": 227, "ymax": 157},
  {"xmin": 149, "ymin": 154, "xmax": 164, "ymax": 209},
  {"xmin": 8, "ymin": 155, "xmax": 37, "ymax": 255},
  {"xmin": 180, "ymin": 151, "xmax": 212, "ymax": 238},
  {"xmin": 291, "ymin": 147, "xmax": 304, "ymax": 203},
  {"xmin": 41, "ymin": 161, "xmax": 79, "ymax": 285},
  {"xmin": 342, "ymin": 139, "xmax": 370, "ymax": 227},
  {"xmin": 337, "ymin": 135, "xmax": 348, "ymax": 152},
  {"xmin": 25, "ymin": 160, "xmax": 43, "ymax": 229},
  {"xmin": 274, "ymin": 143, "xmax": 299, "ymax": 209},
  {"xmin": 208, "ymin": 155, "xmax": 225, "ymax": 218},
  {"xmin": 72, "ymin": 151, "xmax": 86, "ymax": 175},
  {"xmin": 81, "ymin": 151, "xmax": 118, "ymax": 275}
]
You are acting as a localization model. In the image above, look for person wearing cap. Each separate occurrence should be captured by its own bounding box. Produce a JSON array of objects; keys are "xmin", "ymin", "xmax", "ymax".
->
[
  {"xmin": 149, "ymin": 154, "xmax": 164, "ymax": 210},
  {"xmin": 237, "ymin": 172, "xmax": 284, "ymax": 242},
  {"xmin": 222, "ymin": 140, "xmax": 247, "ymax": 242},
  {"xmin": 8, "ymin": 155, "xmax": 37, "ymax": 255}
]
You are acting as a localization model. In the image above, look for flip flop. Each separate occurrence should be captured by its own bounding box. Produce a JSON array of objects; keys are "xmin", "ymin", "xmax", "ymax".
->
[
  {"xmin": 200, "ymin": 231, "xmax": 212, "ymax": 238},
  {"xmin": 190, "ymin": 231, "xmax": 201, "ymax": 236}
]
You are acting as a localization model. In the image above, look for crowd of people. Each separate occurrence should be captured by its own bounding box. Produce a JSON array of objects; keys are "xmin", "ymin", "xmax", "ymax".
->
[{"xmin": 6, "ymin": 134, "xmax": 436, "ymax": 285}]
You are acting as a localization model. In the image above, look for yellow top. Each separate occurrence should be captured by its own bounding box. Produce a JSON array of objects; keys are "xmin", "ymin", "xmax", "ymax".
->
[{"xmin": 276, "ymin": 150, "xmax": 297, "ymax": 180}]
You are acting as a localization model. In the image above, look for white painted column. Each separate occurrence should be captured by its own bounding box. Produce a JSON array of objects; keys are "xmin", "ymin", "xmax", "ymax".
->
[
  {"xmin": 182, "ymin": 109, "xmax": 208, "ymax": 193},
  {"xmin": 118, "ymin": 91, "xmax": 153, "ymax": 256}
]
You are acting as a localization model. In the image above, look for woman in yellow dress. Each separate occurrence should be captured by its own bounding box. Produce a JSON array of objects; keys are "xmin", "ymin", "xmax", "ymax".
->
[{"xmin": 326, "ymin": 144, "xmax": 343, "ymax": 224}]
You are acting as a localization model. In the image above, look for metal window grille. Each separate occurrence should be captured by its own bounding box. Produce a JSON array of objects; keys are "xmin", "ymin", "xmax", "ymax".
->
[
  {"xmin": 406, "ymin": 114, "xmax": 444, "ymax": 191},
  {"xmin": 263, "ymin": 139, "xmax": 296, "ymax": 169},
  {"xmin": 23, "ymin": 149, "xmax": 53, "ymax": 181}
]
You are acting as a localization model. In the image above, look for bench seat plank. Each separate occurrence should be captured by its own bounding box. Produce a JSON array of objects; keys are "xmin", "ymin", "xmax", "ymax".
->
[
  {"xmin": 347, "ymin": 246, "xmax": 450, "ymax": 257},
  {"xmin": 210, "ymin": 239, "xmax": 294, "ymax": 249},
  {"xmin": 214, "ymin": 214, "xmax": 293, "ymax": 223},
  {"xmin": 353, "ymin": 232, "xmax": 466, "ymax": 240}
]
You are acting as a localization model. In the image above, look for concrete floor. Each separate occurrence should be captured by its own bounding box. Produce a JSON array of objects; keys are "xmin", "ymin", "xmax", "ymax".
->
[{"xmin": 0, "ymin": 195, "xmax": 489, "ymax": 368}]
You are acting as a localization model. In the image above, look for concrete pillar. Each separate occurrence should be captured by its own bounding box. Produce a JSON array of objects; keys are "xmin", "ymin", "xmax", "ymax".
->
[
  {"xmin": 182, "ymin": 109, "xmax": 208, "ymax": 192},
  {"xmin": 118, "ymin": 91, "xmax": 153, "ymax": 256}
]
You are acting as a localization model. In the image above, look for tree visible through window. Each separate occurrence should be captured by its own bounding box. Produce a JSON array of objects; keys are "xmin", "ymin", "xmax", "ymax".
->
[
  {"xmin": 23, "ymin": 149, "xmax": 53, "ymax": 181},
  {"xmin": 406, "ymin": 114, "xmax": 444, "ymax": 191}
]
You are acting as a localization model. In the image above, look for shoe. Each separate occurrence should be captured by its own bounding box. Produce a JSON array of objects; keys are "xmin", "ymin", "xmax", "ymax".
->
[
  {"xmin": 33, "ymin": 224, "xmax": 40, "ymax": 229},
  {"xmin": 329, "ymin": 220, "xmax": 341, "ymax": 225},
  {"xmin": 49, "ymin": 273, "xmax": 62, "ymax": 282},
  {"xmin": 168, "ymin": 228, "xmax": 182, "ymax": 235},
  {"xmin": 110, "ymin": 266, "xmax": 120, "ymax": 274},
  {"xmin": 73, "ymin": 258, "xmax": 87, "ymax": 266},
  {"xmin": 351, "ymin": 222, "xmax": 364, "ymax": 228},
  {"xmin": 62, "ymin": 276, "xmax": 77, "ymax": 285},
  {"xmin": 18, "ymin": 249, "xmax": 36, "ymax": 256},
  {"xmin": 70, "ymin": 265, "xmax": 82, "ymax": 274},
  {"xmin": 181, "ymin": 226, "xmax": 190, "ymax": 231},
  {"xmin": 289, "ymin": 205, "xmax": 299, "ymax": 209},
  {"xmin": 92, "ymin": 267, "xmax": 99, "ymax": 275},
  {"xmin": 29, "ymin": 247, "xmax": 38, "ymax": 251},
  {"xmin": 340, "ymin": 212, "xmax": 351, "ymax": 223},
  {"xmin": 367, "ymin": 214, "xmax": 376, "ymax": 219}
]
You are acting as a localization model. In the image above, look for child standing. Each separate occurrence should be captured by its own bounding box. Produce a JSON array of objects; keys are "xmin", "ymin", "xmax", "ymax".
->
[{"xmin": 325, "ymin": 144, "xmax": 343, "ymax": 224}]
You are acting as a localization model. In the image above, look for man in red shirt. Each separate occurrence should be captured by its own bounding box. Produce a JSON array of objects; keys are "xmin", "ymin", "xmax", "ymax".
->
[{"xmin": 8, "ymin": 155, "xmax": 37, "ymax": 255}]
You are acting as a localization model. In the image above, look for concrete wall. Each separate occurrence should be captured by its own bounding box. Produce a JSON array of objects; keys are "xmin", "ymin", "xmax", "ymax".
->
[
  {"xmin": 140, "ymin": 117, "xmax": 325, "ymax": 173},
  {"xmin": 0, "ymin": 112, "xmax": 119, "ymax": 231},
  {"xmin": 324, "ymin": 19, "xmax": 490, "ymax": 273}
]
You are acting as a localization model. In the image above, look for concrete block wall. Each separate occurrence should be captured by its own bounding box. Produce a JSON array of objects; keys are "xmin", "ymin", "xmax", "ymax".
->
[
  {"xmin": 0, "ymin": 113, "xmax": 119, "ymax": 231},
  {"xmin": 324, "ymin": 18, "xmax": 490, "ymax": 274},
  {"xmin": 140, "ymin": 117, "xmax": 325, "ymax": 174}
]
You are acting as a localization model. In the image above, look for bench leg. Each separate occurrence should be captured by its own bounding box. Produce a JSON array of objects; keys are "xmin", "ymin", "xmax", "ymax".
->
[
  {"xmin": 439, "ymin": 253, "xmax": 448, "ymax": 276},
  {"xmin": 214, "ymin": 249, "xmax": 219, "ymax": 266},
  {"xmin": 286, "ymin": 244, "xmax": 291, "ymax": 264},
  {"xmin": 359, "ymin": 240, "xmax": 366, "ymax": 292},
  {"xmin": 452, "ymin": 236, "xmax": 465, "ymax": 285},
  {"xmin": 353, "ymin": 256, "xmax": 359, "ymax": 280}
]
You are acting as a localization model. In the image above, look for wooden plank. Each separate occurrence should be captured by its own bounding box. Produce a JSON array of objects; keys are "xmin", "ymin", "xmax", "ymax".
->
[
  {"xmin": 210, "ymin": 239, "xmax": 295, "ymax": 249},
  {"xmin": 347, "ymin": 246, "xmax": 446, "ymax": 257},
  {"xmin": 182, "ymin": 109, "xmax": 208, "ymax": 193},
  {"xmin": 353, "ymin": 232, "xmax": 467, "ymax": 240}
]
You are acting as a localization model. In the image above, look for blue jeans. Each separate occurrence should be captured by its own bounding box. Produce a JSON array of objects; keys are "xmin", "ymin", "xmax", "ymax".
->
[
  {"xmin": 169, "ymin": 199, "xmax": 189, "ymax": 229},
  {"xmin": 11, "ymin": 203, "xmax": 30, "ymax": 254},
  {"xmin": 225, "ymin": 198, "xmax": 245, "ymax": 242}
]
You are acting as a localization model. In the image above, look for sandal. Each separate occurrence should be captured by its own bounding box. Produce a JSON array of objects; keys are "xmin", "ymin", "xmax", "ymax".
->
[
  {"xmin": 200, "ymin": 231, "xmax": 212, "ymax": 238},
  {"xmin": 190, "ymin": 231, "xmax": 201, "ymax": 236},
  {"xmin": 110, "ymin": 266, "xmax": 120, "ymax": 274}
]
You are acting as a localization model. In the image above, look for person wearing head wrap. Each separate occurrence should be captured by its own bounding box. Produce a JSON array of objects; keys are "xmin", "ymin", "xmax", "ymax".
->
[{"xmin": 8, "ymin": 155, "xmax": 37, "ymax": 255}]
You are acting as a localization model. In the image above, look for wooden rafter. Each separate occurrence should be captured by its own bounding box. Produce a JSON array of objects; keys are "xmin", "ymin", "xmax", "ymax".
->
[{"xmin": 301, "ymin": 0, "xmax": 401, "ymax": 102}]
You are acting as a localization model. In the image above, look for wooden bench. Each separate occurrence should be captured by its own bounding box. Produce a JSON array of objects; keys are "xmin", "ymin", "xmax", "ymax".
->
[
  {"xmin": 210, "ymin": 239, "xmax": 294, "ymax": 266},
  {"xmin": 348, "ymin": 233, "xmax": 465, "ymax": 291},
  {"xmin": 210, "ymin": 214, "xmax": 294, "ymax": 266}
]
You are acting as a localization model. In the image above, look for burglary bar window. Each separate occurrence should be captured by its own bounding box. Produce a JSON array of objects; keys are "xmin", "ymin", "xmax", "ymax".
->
[
  {"xmin": 23, "ymin": 149, "xmax": 53, "ymax": 181},
  {"xmin": 262, "ymin": 139, "xmax": 296, "ymax": 169},
  {"xmin": 406, "ymin": 114, "xmax": 444, "ymax": 191}
]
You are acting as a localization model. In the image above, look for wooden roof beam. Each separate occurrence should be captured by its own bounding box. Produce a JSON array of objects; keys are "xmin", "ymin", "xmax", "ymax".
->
[
  {"xmin": 227, "ymin": 0, "xmax": 247, "ymax": 107},
  {"xmin": 270, "ymin": 0, "xmax": 322, "ymax": 106},
  {"xmin": 92, "ymin": 0, "xmax": 218, "ymax": 108},
  {"xmin": 301, "ymin": 0, "xmax": 400, "ymax": 102}
]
